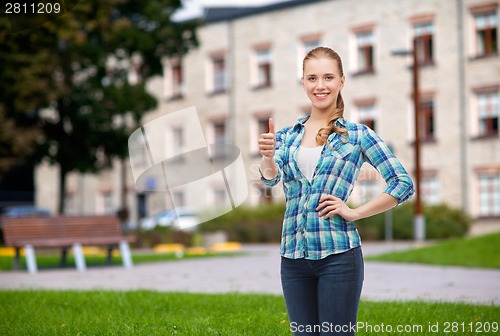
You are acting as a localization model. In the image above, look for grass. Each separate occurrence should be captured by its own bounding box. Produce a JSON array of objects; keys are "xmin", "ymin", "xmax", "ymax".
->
[
  {"xmin": 366, "ymin": 232, "xmax": 500, "ymax": 269},
  {"xmin": 3, "ymin": 232, "xmax": 499, "ymax": 272},
  {"xmin": 0, "ymin": 250, "xmax": 244, "ymax": 272},
  {"xmin": 0, "ymin": 290, "xmax": 498, "ymax": 335}
]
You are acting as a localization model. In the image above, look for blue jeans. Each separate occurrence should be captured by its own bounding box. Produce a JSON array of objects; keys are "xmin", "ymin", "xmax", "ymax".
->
[{"xmin": 281, "ymin": 247, "xmax": 364, "ymax": 336}]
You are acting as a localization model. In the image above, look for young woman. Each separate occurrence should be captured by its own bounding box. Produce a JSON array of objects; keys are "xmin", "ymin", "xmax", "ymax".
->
[{"xmin": 258, "ymin": 46, "xmax": 414, "ymax": 335}]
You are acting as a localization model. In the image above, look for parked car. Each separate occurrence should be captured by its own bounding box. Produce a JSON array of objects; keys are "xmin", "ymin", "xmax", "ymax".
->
[
  {"xmin": 1, "ymin": 205, "xmax": 51, "ymax": 218},
  {"xmin": 140, "ymin": 207, "xmax": 200, "ymax": 231},
  {"xmin": 140, "ymin": 210, "xmax": 177, "ymax": 230}
]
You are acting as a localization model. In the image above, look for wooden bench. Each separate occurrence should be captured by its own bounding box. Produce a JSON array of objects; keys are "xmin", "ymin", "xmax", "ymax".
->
[{"xmin": 2, "ymin": 215, "xmax": 135, "ymax": 274}]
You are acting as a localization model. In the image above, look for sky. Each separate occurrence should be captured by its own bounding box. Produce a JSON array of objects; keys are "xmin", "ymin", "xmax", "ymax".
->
[{"xmin": 173, "ymin": 0, "xmax": 292, "ymax": 21}]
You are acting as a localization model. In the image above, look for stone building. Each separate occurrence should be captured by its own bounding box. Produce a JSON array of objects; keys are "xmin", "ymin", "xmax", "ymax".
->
[{"xmin": 36, "ymin": 0, "xmax": 499, "ymax": 233}]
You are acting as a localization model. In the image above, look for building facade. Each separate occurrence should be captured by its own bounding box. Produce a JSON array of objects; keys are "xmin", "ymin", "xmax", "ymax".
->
[{"xmin": 36, "ymin": 0, "xmax": 500, "ymax": 233}]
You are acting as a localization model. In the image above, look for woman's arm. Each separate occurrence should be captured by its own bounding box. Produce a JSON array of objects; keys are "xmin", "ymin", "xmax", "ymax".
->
[
  {"xmin": 360, "ymin": 126, "xmax": 415, "ymax": 205},
  {"xmin": 317, "ymin": 124, "xmax": 412, "ymax": 222},
  {"xmin": 316, "ymin": 193, "xmax": 397, "ymax": 222},
  {"xmin": 260, "ymin": 156, "xmax": 278, "ymax": 180}
]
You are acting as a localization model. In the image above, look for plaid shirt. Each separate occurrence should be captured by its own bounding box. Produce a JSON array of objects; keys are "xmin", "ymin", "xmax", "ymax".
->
[{"xmin": 261, "ymin": 116, "xmax": 414, "ymax": 260}]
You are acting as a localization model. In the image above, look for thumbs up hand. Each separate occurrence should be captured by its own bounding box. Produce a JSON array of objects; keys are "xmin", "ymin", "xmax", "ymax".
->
[
  {"xmin": 268, "ymin": 117, "xmax": 275, "ymax": 135},
  {"xmin": 258, "ymin": 118, "xmax": 276, "ymax": 159}
]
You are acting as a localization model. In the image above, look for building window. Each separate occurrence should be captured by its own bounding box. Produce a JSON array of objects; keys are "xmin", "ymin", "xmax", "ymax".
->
[
  {"xmin": 419, "ymin": 99, "xmax": 436, "ymax": 141},
  {"xmin": 359, "ymin": 180, "xmax": 379, "ymax": 204},
  {"xmin": 214, "ymin": 122, "xmax": 226, "ymax": 144},
  {"xmin": 164, "ymin": 58, "xmax": 184, "ymax": 100},
  {"xmin": 477, "ymin": 90, "xmax": 499, "ymax": 137},
  {"xmin": 257, "ymin": 117, "xmax": 270, "ymax": 155},
  {"xmin": 171, "ymin": 126, "xmax": 184, "ymax": 156},
  {"xmin": 304, "ymin": 40, "xmax": 321, "ymax": 53},
  {"xmin": 212, "ymin": 121, "xmax": 226, "ymax": 157},
  {"xmin": 414, "ymin": 22, "xmax": 434, "ymax": 65},
  {"xmin": 257, "ymin": 118, "xmax": 270, "ymax": 135},
  {"xmin": 357, "ymin": 103, "xmax": 377, "ymax": 131},
  {"xmin": 251, "ymin": 113, "xmax": 271, "ymax": 156},
  {"xmin": 474, "ymin": 11, "xmax": 498, "ymax": 57},
  {"xmin": 173, "ymin": 127, "xmax": 184, "ymax": 148},
  {"xmin": 422, "ymin": 174, "xmax": 439, "ymax": 205},
  {"xmin": 298, "ymin": 35, "xmax": 321, "ymax": 79},
  {"xmin": 172, "ymin": 191, "xmax": 185, "ymax": 207},
  {"xmin": 255, "ymin": 48, "xmax": 272, "ymax": 88},
  {"xmin": 478, "ymin": 174, "xmax": 500, "ymax": 217},
  {"xmin": 102, "ymin": 192, "xmax": 114, "ymax": 214},
  {"xmin": 214, "ymin": 188, "xmax": 226, "ymax": 204},
  {"xmin": 129, "ymin": 131, "xmax": 149, "ymax": 167},
  {"xmin": 355, "ymin": 30, "xmax": 375, "ymax": 74},
  {"xmin": 212, "ymin": 57, "xmax": 226, "ymax": 94},
  {"xmin": 171, "ymin": 63, "xmax": 183, "ymax": 97}
]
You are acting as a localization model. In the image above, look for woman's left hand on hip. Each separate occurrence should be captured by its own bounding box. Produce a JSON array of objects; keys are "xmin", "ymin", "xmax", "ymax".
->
[{"xmin": 316, "ymin": 195, "xmax": 359, "ymax": 222}]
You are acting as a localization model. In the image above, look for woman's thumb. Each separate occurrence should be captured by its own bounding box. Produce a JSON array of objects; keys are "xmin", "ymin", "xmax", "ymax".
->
[{"xmin": 269, "ymin": 118, "xmax": 275, "ymax": 134}]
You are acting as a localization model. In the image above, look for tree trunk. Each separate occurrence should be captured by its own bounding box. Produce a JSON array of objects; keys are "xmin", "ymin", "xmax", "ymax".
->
[
  {"xmin": 58, "ymin": 165, "xmax": 68, "ymax": 215},
  {"xmin": 120, "ymin": 158, "xmax": 127, "ymax": 210},
  {"xmin": 117, "ymin": 158, "xmax": 129, "ymax": 232}
]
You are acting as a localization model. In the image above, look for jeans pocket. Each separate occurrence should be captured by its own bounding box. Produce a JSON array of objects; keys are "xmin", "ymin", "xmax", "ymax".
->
[{"xmin": 316, "ymin": 249, "xmax": 358, "ymax": 283}]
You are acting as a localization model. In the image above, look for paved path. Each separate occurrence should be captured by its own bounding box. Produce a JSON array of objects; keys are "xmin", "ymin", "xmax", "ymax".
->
[{"xmin": 0, "ymin": 242, "xmax": 499, "ymax": 305}]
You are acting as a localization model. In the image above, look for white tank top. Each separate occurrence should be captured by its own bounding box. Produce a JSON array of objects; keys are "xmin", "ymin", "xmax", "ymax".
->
[{"xmin": 296, "ymin": 146, "xmax": 323, "ymax": 182}]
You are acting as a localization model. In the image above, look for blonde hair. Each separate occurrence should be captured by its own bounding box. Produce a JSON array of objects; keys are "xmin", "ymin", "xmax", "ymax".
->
[{"xmin": 303, "ymin": 46, "xmax": 348, "ymax": 146}]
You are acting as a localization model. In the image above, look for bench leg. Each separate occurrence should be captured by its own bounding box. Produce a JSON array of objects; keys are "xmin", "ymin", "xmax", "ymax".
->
[
  {"xmin": 24, "ymin": 245, "xmax": 38, "ymax": 274},
  {"xmin": 119, "ymin": 241, "xmax": 133, "ymax": 269},
  {"xmin": 72, "ymin": 243, "xmax": 87, "ymax": 272},
  {"xmin": 60, "ymin": 248, "xmax": 68, "ymax": 268},
  {"xmin": 106, "ymin": 246, "xmax": 113, "ymax": 265},
  {"xmin": 13, "ymin": 247, "xmax": 21, "ymax": 270}
]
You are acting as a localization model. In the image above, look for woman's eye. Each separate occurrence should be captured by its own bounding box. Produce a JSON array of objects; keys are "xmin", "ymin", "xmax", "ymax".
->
[
  {"xmin": 308, "ymin": 76, "xmax": 316, "ymax": 81},
  {"xmin": 325, "ymin": 76, "xmax": 333, "ymax": 80}
]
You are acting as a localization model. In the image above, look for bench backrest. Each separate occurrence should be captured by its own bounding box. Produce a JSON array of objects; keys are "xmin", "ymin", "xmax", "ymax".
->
[{"xmin": 2, "ymin": 215, "xmax": 122, "ymax": 247}]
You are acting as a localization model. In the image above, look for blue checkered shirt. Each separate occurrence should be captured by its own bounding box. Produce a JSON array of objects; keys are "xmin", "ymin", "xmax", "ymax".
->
[{"xmin": 261, "ymin": 116, "xmax": 414, "ymax": 260}]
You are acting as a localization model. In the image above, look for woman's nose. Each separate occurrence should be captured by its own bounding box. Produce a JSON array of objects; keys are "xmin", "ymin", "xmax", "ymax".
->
[{"xmin": 316, "ymin": 79, "xmax": 325, "ymax": 89}]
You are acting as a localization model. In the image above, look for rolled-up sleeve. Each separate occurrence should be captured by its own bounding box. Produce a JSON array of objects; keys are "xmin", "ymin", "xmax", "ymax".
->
[
  {"xmin": 260, "ymin": 129, "xmax": 285, "ymax": 187},
  {"xmin": 361, "ymin": 126, "xmax": 415, "ymax": 204}
]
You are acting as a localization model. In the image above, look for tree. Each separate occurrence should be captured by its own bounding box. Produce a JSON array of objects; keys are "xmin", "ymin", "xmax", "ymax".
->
[{"xmin": 0, "ymin": 0, "xmax": 199, "ymax": 213}]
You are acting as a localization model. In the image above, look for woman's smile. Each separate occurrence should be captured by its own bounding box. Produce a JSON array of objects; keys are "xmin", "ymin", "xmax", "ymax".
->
[{"xmin": 314, "ymin": 92, "xmax": 329, "ymax": 100}]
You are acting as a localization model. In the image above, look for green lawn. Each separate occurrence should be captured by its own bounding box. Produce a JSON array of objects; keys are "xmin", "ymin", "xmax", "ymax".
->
[
  {"xmin": 366, "ymin": 232, "xmax": 500, "ymax": 269},
  {"xmin": 0, "ymin": 251, "xmax": 243, "ymax": 272},
  {"xmin": 0, "ymin": 290, "xmax": 498, "ymax": 335}
]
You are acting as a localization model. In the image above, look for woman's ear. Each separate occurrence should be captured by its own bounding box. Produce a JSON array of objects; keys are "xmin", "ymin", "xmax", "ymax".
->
[{"xmin": 340, "ymin": 75, "xmax": 345, "ymax": 90}]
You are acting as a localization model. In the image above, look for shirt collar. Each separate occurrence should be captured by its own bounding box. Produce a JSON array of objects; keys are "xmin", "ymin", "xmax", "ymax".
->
[
  {"xmin": 335, "ymin": 117, "xmax": 346, "ymax": 128},
  {"xmin": 293, "ymin": 114, "xmax": 346, "ymax": 130}
]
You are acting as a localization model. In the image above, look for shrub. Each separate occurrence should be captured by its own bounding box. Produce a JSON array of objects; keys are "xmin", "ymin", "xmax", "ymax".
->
[
  {"xmin": 423, "ymin": 203, "xmax": 471, "ymax": 239},
  {"xmin": 357, "ymin": 202, "xmax": 471, "ymax": 241},
  {"xmin": 133, "ymin": 226, "xmax": 194, "ymax": 248},
  {"xmin": 198, "ymin": 202, "xmax": 285, "ymax": 243},
  {"xmin": 198, "ymin": 201, "xmax": 471, "ymax": 243}
]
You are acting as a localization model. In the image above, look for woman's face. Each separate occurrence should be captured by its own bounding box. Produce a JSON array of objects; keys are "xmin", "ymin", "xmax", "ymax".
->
[{"xmin": 302, "ymin": 56, "xmax": 345, "ymax": 112}]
